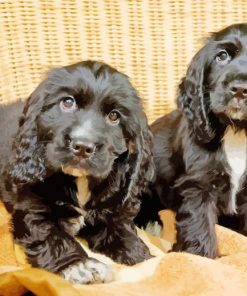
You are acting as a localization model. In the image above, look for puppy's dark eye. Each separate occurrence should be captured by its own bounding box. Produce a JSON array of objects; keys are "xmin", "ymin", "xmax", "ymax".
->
[
  {"xmin": 215, "ymin": 50, "xmax": 231, "ymax": 65},
  {"xmin": 60, "ymin": 96, "xmax": 77, "ymax": 112},
  {"xmin": 107, "ymin": 110, "xmax": 121, "ymax": 124}
]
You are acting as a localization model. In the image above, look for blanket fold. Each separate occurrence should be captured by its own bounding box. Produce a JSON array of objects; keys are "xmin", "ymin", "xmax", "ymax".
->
[{"xmin": 1, "ymin": 203, "xmax": 247, "ymax": 296}]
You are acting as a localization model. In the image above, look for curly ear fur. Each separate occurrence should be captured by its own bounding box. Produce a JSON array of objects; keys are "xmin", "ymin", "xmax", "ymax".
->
[
  {"xmin": 178, "ymin": 43, "xmax": 215, "ymax": 143},
  {"xmin": 124, "ymin": 112, "xmax": 155, "ymax": 203},
  {"xmin": 8, "ymin": 84, "xmax": 47, "ymax": 184}
]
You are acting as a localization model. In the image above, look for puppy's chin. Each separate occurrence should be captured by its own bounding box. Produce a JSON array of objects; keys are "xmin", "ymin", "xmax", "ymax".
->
[
  {"xmin": 225, "ymin": 108, "xmax": 247, "ymax": 121},
  {"xmin": 214, "ymin": 110, "xmax": 247, "ymax": 129},
  {"xmin": 211, "ymin": 97, "xmax": 247, "ymax": 122},
  {"xmin": 46, "ymin": 143, "xmax": 119, "ymax": 178},
  {"xmin": 225, "ymin": 98, "xmax": 247, "ymax": 121},
  {"xmin": 61, "ymin": 153, "xmax": 119, "ymax": 179}
]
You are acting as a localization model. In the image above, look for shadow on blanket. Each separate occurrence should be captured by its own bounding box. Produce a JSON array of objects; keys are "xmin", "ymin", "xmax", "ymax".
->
[{"xmin": 1, "ymin": 203, "xmax": 247, "ymax": 296}]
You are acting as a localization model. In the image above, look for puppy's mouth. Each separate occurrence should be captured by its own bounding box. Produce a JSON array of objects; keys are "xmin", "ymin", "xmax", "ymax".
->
[
  {"xmin": 226, "ymin": 109, "xmax": 245, "ymax": 120},
  {"xmin": 48, "ymin": 134, "xmax": 130, "ymax": 178},
  {"xmin": 62, "ymin": 149, "xmax": 128, "ymax": 178},
  {"xmin": 226, "ymin": 98, "xmax": 247, "ymax": 120}
]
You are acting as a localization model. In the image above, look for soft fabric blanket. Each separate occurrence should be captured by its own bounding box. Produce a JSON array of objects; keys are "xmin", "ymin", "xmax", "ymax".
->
[{"xmin": 1, "ymin": 202, "xmax": 247, "ymax": 296}]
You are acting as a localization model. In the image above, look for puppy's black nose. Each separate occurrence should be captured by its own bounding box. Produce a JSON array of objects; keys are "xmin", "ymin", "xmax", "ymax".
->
[
  {"xmin": 71, "ymin": 141, "xmax": 96, "ymax": 158},
  {"xmin": 229, "ymin": 84, "xmax": 247, "ymax": 99}
]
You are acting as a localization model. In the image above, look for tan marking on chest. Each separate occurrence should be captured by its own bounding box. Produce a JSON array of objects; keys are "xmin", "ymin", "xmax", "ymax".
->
[
  {"xmin": 76, "ymin": 175, "xmax": 90, "ymax": 208},
  {"xmin": 223, "ymin": 127, "xmax": 247, "ymax": 213}
]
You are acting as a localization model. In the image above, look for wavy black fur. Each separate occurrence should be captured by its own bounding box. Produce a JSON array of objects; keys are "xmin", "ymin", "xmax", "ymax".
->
[
  {"xmin": 137, "ymin": 24, "xmax": 247, "ymax": 258},
  {"xmin": 0, "ymin": 61, "xmax": 154, "ymax": 274}
]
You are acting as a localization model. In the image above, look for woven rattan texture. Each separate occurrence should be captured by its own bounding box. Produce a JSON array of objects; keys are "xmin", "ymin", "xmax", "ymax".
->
[{"xmin": 1, "ymin": 0, "xmax": 247, "ymax": 123}]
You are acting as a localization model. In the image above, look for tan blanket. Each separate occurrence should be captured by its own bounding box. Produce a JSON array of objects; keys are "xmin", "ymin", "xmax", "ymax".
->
[{"xmin": 1, "ymin": 202, "xmax": 247, "ymax": 296}]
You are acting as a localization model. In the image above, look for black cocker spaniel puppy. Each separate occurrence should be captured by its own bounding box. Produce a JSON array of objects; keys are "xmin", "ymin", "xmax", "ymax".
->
[
  {"xmin": 0, "ymin": 61, "xmax": 154, "ymax": 283},
  {"xmin": 139, "ymin": 23, "xmax": 247, "ymax": 258}
]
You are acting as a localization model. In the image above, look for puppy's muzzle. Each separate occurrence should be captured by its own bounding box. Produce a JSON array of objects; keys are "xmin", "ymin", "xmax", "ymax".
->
[
  {"xmin": 229, "ymin": 81, "xmax": 247, "ymax": 97},
  {"xmin": 65, "ymin": 134, "xmax": 104, "ymax": 158},
  {"xmin": 227, "ymin": 80, "xmax": 247, "ymax": 108}
]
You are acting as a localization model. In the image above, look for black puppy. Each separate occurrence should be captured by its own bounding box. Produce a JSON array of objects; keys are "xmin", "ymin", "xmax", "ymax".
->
[
  {"xmin": 0, "ymin": 61, "xmax": 154, "ymax": 283},
  {"xmin": 137, "ymin": 23, "xmax": 247, "ymax": 258}
]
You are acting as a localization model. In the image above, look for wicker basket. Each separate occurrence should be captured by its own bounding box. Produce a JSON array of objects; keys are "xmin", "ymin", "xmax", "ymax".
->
[{"xmin": 0, "ymin": 0, "xmax": 247, "ymax": 123}]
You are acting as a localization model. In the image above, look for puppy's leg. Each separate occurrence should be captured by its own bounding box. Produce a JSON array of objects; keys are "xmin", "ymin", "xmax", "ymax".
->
[
  {"xmin": 173, "ymin": 186, "xmax": 218, "ymax": 258},
  {"xmin": 237, "ymin": 192, "xmax": 247, "ymax": 235},
  {"xmin": 86, "ymin": 197, "xmax": 152, "ymax": 265},
  {"xmin": 12, "ymin": 196, "xmax": 112, "ymax": 284},
  {"xmin": 86, "ymin": 220, "xmax": 152, "ymax": 265}
]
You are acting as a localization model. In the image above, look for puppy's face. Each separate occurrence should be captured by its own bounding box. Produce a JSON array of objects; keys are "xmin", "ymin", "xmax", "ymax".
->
[
  {"xmin": 208, "ymin": 25, "xmax": 247, "ymax": 122},
  {"xmin": 36, "ymin": 61, "xmax": 141, "ymax": 178}
]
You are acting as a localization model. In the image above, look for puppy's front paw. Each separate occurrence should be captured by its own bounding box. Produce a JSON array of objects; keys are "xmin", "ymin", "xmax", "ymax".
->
[
  {"xmin": 84, "ymin": 258, "xmax": 113, "ymax": 282},
  {"xmin": 60, "ymin": 258, "xmax": 113, "ymax": 284},
  {"xmin": 111, "ymin": 241, "xmax": 152, "ymax": 265}
]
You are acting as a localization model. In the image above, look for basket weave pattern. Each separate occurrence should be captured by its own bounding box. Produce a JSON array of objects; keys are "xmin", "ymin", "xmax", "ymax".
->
[{"xmin": 0, "ymin": 0, "xmax": 247, "ymax": 123}]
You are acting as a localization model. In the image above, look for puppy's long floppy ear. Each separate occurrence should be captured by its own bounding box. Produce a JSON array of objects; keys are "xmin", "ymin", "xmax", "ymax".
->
[
  {"xmin": 178, "ymin": 42, "xmax": 215, "ymax": 143},
  {"xmin": 7, "ymin": 82, "xmax": 47, "ymax": 184},
  {"xmin": 124, "ymin": 111, "xmax": 155, "ymax": 203}
]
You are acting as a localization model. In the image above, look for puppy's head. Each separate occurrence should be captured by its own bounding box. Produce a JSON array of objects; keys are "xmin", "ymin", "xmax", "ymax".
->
[
  {"xmin": 179, "ymin": 23, "xmax": 247, "ymax": 143},
  {"xmin": 9, "ymin": 61, "xmax": 154, "ymax": 187}
]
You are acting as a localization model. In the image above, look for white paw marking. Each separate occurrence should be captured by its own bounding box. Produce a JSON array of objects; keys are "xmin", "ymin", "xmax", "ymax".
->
[
  {"xmin": 84, "ymin": 258, "xmax": 113, "ymax": 282},
  {"xmin": 61, "ymin": 261, "xmax": 93, "ymax": 284},
  {"xmin": 60, "ymin": 258, "xmax": 113, "ymax": 284}
]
